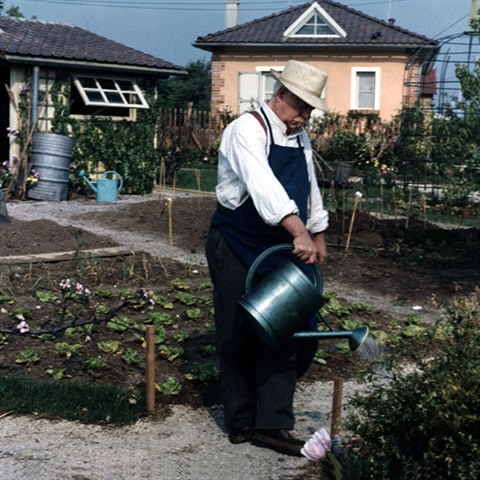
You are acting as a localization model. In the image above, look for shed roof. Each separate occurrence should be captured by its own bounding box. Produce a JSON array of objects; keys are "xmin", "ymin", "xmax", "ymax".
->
[{"xmin": 0, "ymin": 16, "xmax": 185, "ymax": 76}]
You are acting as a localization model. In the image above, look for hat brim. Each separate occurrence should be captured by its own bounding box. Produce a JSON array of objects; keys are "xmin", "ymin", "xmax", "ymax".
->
[{"xmin": 271, "ymin": 69, "xmax": 329, "ymax": 112}]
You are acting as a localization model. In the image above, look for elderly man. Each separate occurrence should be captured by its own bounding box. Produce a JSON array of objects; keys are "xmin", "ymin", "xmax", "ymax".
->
[{"xmin": 205, "ymin": 60, "xmax": 329, "ymax": 456}]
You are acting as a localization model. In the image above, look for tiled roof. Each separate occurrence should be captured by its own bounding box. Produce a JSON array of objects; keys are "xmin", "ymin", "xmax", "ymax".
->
[
  {"xmin": 194, "ymin": 0, "xmax": 438, "ymax": 49},
  {"xmin": 0, "ymin": 17, "xmax": 185, "ymax": 73}
]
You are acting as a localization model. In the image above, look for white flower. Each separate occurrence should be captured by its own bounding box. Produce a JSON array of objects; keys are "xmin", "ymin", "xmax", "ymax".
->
[{"xmin": 355, "ymin": 191, "xmax": 363, "ymax": 199}]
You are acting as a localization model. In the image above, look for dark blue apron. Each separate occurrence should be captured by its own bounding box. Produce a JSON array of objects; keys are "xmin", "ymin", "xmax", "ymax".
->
[{"xmin": 211, "ymin": 107, "xmax": 309, "ymax": 278}]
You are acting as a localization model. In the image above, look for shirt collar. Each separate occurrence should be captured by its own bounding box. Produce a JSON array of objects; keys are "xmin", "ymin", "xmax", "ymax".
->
[{"xmin": 260, "ymin": 102, "xmax": 303, "ymax": 139}]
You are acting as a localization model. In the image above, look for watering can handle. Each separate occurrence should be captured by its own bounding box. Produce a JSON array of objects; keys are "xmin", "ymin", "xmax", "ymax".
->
[
  {"xmin": 244, "ymin": 243, "xmax": 323, "ymax": 294},
  {"xmin": 100, "ymin": 171, "xmax": 123, "ymax": 192}
]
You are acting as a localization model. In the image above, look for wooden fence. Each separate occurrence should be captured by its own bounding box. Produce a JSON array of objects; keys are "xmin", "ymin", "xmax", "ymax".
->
[
  {"xmin": 156, "ymin": 107, "xmax": 230, "ymax": 152},
  {"xmin": 156, "ymin": 107, "xmax": 400, "ymax": 154}
]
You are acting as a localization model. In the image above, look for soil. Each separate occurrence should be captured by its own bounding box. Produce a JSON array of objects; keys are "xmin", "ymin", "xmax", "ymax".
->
[{"xmin": 0, "ymin": 192, "xmax": 479, "ymax": 479}]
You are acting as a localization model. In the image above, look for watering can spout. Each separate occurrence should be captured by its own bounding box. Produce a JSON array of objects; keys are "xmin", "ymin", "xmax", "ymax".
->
[
  {"xmin": 79, "ymin": 169, "xmax": 97, "ymax": 193},
  {"xmin": 293, "ymin": 326, "xmax": 370, "ymax": 353}
]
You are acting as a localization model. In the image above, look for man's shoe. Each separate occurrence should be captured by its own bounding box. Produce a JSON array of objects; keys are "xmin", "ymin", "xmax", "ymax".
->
[
  {"xmin": 251, "ymin": 429, "xmax": 305, "ymax": 457},
  {"xmin": 228, "ymin": 427, "xmax": 254, "ymax": 444}
]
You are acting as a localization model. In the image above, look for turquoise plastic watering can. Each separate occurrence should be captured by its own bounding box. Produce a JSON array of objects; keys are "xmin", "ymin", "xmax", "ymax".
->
[
  {"xmin": 79, "ymin": 170, "xmax": 123, "ymax": 202},
  {"xmin": 237, "ymin": 244, "xmax": 369, "ymax": 351}
]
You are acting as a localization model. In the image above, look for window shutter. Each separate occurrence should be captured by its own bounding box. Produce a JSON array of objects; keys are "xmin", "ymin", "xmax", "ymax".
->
[
  {"xmin": 357, "ymin": 72, "xmax": 375, "ymax": 109},
  {"xmin": 239, "ymin": 72, "xmax": 260, "ymax": 113}
]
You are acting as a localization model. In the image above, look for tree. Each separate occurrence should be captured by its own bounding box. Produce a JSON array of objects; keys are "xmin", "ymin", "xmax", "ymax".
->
[
  {"xmin": 6, "ymin": 5, "xmax": 24, "ymax": 18},
  {"xmin": 157, "ymin": 59, "xmax": 211, "ymax": 111}
]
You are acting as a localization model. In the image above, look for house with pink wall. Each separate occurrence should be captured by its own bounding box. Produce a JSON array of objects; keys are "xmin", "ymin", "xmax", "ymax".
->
[{"xmin": 193, "ymin": 1, "xmax": 439, "ymax": 121}]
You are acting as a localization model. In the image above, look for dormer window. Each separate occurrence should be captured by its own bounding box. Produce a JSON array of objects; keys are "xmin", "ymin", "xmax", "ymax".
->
[
  {"xmin": 284, "ymin": 1, "xmax": 346, "ymax": 39},
  {"xmin": 296, "ymin": 11, "xmax": 336, "ymax": 36}
]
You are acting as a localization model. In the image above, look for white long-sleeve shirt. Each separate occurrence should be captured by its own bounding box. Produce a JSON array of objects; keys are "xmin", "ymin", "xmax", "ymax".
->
[{"xmin": 216, "ymin": 102, "xmax": 329, "ymax": 234}]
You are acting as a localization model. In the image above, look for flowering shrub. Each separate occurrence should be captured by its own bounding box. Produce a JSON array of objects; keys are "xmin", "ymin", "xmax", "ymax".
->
[
  {"xmin": 345, "ymin": 290, "xmax": 480, "ymax": 479},
  {"xmin": 0, "ymin": 156, "xmax": 17, "ymax": 189}
]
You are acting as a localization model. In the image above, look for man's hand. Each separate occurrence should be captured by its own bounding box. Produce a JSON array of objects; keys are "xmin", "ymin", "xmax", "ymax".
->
[{"xmin": 281, "ymin": 214, "xmax": 321, "ymax": 264}]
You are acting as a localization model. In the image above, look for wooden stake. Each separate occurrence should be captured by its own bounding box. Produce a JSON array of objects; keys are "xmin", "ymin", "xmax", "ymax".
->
[
  {"xmin": 159, "ymin": 160, "xmax": 166, "ymax": 193},
  {"xmin": 145, "ymin": 325, "xmax": 156, "ymax": 414},
  {"xmin": 330, "ymin": 377, "xmax": 344, "ymax": 436},
  {"xmin": 345, "ymin": 193, "xmax": 361, "ymax": 253},
  {"xmin": 167, "ymin": 197, "xmax": 173, "ymax": 258}
]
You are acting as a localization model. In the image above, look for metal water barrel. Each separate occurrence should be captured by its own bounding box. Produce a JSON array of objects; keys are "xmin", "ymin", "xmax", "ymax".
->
[{"xmin": 27, "ymin": 132, "xmax": 75, "ymax": 201}]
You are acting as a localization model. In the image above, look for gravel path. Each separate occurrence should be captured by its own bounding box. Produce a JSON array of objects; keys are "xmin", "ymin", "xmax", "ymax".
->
[{"xmin": 0, "ymin": 381, "xmax": 366, "ymax": 480}]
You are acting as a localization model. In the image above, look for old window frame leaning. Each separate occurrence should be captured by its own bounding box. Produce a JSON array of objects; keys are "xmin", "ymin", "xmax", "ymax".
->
[{"xmin": 73, "ymin": 76, "xmax": 149, "ymax": 109}]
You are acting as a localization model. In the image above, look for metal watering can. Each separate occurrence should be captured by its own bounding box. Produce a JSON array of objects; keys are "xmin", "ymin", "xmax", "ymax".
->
[
  {"xmin": 79, "ymin": 170, "xmax": 123, "ymax": 202},
  {"xmin": 237, "ymin": 244, "xmax": 369, "ymax": 352}
]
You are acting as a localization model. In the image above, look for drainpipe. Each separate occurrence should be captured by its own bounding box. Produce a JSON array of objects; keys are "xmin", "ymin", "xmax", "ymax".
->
[
  {"xmin": 31, "ymin": 65, "xmax": 40, "ymax": 130},
  {"xmin": 226, "ymin": 0, "xmax": 239, "ymax": 28}
]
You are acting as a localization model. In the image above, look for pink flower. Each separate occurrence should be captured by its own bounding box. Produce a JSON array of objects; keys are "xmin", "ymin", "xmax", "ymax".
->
[
  {"xmin": 314, "ymin": 428, "xmax": 332, "ymax": 449},
  {"xmin": 16, "ymin": 320, "xmax": 30, "ymax": 334},
  {"xmin": 301, "ymin": 428, "xmax": 331, "ymax": 461}
]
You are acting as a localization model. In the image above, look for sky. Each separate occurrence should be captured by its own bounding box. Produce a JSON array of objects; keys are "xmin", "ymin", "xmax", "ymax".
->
[{"xmin": 4, "ymin": 0, "xmax": 475, "ymax": 67}]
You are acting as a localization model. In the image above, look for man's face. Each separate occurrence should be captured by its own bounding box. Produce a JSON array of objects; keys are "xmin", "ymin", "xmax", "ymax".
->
[{"xmin": 278, "ymin": 89, "xmax": 314, "ymax": 132}]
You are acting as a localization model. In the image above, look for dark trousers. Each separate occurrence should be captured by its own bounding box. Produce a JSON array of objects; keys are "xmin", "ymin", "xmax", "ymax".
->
[{"xmin": 205, "ymin": 227, "xmax": 317, "ymax": 432}]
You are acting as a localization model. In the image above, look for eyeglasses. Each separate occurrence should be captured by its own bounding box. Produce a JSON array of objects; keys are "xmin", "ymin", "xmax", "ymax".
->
[{"xmin": 283, "ymin": 91, "xmax": 314, "ymax": 115}]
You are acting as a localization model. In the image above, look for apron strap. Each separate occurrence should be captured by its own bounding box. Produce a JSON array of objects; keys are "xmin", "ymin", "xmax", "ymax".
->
[{"xmin": 250, "ymin": 111, "xmax": 267, "ymax": 137}]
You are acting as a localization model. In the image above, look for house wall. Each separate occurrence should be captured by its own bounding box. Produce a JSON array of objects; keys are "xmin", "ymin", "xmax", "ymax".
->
[{"xmin": 211, "ymin": 50, "xmax": 418, "ymax": 121}]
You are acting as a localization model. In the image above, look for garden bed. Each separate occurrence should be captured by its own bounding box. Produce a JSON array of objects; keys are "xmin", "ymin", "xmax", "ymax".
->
[{"xmin": 0, "ymin": 196, "xmax": 479, "ymax": 420}]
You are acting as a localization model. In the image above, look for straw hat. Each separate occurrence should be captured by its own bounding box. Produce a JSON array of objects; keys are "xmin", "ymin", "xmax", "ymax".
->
[{"xmin": 270, "ymin": 60, "xmax": 328, "ymax": 112}]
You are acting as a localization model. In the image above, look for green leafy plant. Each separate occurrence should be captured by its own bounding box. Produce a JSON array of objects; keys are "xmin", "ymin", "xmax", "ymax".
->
[
  {"xmin": 34, "ymin": 333, "xmax": 56, "ymax": 341},
  {"xmin": 54, "ymin": 342, "xmax": 83, "ymax": 359},
  {"xmin": 107, "ymin": 316, "xmax": 137, "ymax": 332},
  {"xmin": 95, "ymin": 305, "xmax": 111, "ymax": 315},
  {"xmin": 173, "ymin": 330, "xmax": 190, "ymax": 343},
  {"xmin": 97, "ymin": 340, "xmax": 123, "ymax": 354},
  {"xmin": 185, "ymin": 362, "xmax": 219, "ymax": 382},
  {"xmin": 175, "ymin": 291, "xmax": 197, "ymax": 305},
  {"xmin": 157, "ymin": 376, "xmax": 182, "ymax": 396},
  {"xmin": 84, "ymin": 357, "xmax": 107, "ymax": 372},
  {"xmin": 200, "ymin": 344, "xmax": 216, "ymax": 357},
  {"xmin": 158, "ymin": 344, "xmax": 184, "ymax": 362},
  {"xmin": 171, "ymin": 278, "xmax": 189, "ymax": 290},
  {"xmin": 146, "ymin": 311, "xmax": 173, "ymax": 325},
  {"xmin": 152, "ymin": 294, "xmax": 174, "ymax": 309},
  {"xmin": 95, "ymin": 287, "xmax": 114, "ymax": 298},
  {"xmin": 34, "ymin": 290, "xmax": 58, "ymax": 303},
  {"xmin": 0, "ymin": 295, "xmax": 15, "ymax": 304},
  {"xmin": 46, "ymin": 368, "xmax": 68, "ymax": 380},
  {"xmin": 186, "ymin": 308, "xmax": 202, "ymax": 320},
  {"xmin": 122, "ymin": 348, "xmax": 142, "ymax": 365},
  {"xmin": 15, "ymin": 349, "xmax": 40, "ymax": 364},
  {"xmin": 313, "ymin": 348, "xmax": 329, "ymax": 365}
]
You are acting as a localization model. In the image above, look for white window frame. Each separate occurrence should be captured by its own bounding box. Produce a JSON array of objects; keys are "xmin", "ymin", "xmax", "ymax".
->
[
  {"xmin": 256, "ymin": 66, "xmax": 278, "ymax": 102},
  {"xmin": 350, "ymin": 67, "xmax": 381, "ymax": 111},
  {"xmin": 284, "ymin": 1, "xmax": 346, "ymax": 39},
  {"xmin": 73, "ymin": 76, "xmax": 149, "ymax": 109}
]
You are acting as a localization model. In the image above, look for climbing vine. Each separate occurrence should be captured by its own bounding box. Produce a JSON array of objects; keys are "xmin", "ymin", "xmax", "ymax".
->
[{"xmin": 49, "ymin": 76, "xmax": 159, "ymax": 195}]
